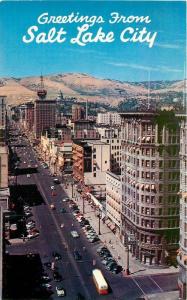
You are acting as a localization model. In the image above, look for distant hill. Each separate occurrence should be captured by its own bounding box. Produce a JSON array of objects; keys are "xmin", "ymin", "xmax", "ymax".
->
[{"xmin": 0, "ymin": 73, "xmax": 185, "ymax": 106}]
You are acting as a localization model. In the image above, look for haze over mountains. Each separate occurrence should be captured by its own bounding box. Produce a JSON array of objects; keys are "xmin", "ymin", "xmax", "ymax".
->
[{"xmin": 0, "ymin": 73, "xmax": 185, "ymax": 106}]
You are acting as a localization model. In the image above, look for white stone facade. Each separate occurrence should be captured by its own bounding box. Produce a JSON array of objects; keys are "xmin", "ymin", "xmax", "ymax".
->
[
  {"xmin": 97, "ymin": 113, "xmax": 121, "ymax": 125},
  {"xmin": 106, "ymin": 171, "xmax": 122, "ymax": 229}
]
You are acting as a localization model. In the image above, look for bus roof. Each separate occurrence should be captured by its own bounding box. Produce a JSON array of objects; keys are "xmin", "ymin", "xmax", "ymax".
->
[{"xmin": 92, "ymin": 269, "xmax": 108, "ymax": 287}]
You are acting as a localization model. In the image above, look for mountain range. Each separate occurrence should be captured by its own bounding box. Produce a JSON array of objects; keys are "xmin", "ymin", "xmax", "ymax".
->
[{"xmin": 0, "ymin": 73, "xmax": 185, "ymax": 106}]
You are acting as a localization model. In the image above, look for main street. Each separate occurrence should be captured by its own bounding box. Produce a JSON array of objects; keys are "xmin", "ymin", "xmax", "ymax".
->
[{"xmin": 7, "ymin": 127, "xmax": 178, "ymax": 300}]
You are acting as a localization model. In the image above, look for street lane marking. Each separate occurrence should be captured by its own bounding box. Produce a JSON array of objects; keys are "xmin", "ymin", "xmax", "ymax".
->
[
  {"xmin": 131, "ymin": 277, "xmax": 147, "ymax": 297},
  {"xmin": 148, "ymin": 276, "xmax": 164, "ymax": 292},
  {"xmin": 33, "ymin": 174, "xmax": 92, "ymax": 300}
]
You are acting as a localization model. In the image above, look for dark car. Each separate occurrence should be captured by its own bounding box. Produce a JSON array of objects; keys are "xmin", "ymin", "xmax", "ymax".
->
[
  {"xmin": 111, "ymin": 264, "xmax": 123, "ymax": 274},
  {"xmin": 106, "ymin": 262, "xmax": 118, "ymax": 270},
  {"xmin": 53, "ymin": 178, "xmax": 60, "ymax": 184},
  {"xmin": 96, "ymin": 246, "xmax": 108, "ymax": 253},
  {"xmin": 83, "ymin": 220, "xmax": 90, "ymax": 225},
  {"xmin": 74, "ymin": 250, "xmax": 82, "ymax": 260},
  {"xmin": 53, "ymin": 271, "xmax": 62, "ymax": 282},
  {"xmin": 102, "ymin": 251, "xmax": 112, "ymax": 258},
  {"xmin": 99, "ymin": 250, "xmax": 110, "ymax": 257},
  {"xmin": 52, "ymin": 252, "xmax": 62, "ymax": 261},
  {"xmin": 44, "ymin": 262, "xmax": 51, "ymax": 269},
  {"xmin": 72, "ymin": 205, "xmax": 79, "ymax": 211}
]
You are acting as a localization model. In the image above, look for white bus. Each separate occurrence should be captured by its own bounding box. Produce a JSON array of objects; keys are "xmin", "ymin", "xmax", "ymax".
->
[{"xmin": 92, "ymin": 269, "xmax": 108, "ymax": 295}]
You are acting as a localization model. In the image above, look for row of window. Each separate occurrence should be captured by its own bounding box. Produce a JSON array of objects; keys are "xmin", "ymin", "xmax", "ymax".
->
[{"xmin": 123, "ymin": 207, "xmax": 179, "ymax": 228}]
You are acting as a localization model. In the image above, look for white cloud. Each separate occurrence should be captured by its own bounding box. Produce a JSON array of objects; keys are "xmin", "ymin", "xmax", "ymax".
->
[
  {"xmin": 107, "ymin": 62, "xmax": 157, "ymax": 71},
  {"xmin": 106, "ymin": 61, "xmax": 183, "ymax": 73},
  {"xmin": 154, "ymin": 42, "xmax": 182, "ymax": 49}
]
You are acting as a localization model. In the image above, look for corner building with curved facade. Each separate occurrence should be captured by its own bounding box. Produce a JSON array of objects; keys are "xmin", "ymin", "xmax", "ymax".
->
[{"xmin": 120, "ymin": 111, "xmax": 180, "ymax": 266}]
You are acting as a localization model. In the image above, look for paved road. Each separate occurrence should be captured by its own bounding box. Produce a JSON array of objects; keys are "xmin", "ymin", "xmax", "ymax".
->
[{"xmin": 7, "ymin": 126, "xmax": 178, "ymax": 300}]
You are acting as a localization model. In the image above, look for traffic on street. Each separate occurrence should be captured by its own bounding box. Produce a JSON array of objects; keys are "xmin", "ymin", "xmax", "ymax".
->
[{"xmin": 5, "ymin": 124, "xmax": 178, "ymax": 300}]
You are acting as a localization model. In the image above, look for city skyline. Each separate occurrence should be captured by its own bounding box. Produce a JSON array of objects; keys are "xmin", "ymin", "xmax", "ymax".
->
[{"xmin": 0, "ymin": 1, "xmax": 185, "ymax": 81}]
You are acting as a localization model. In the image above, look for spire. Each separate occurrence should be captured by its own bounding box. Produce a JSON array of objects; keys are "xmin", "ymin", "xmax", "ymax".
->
[{"xmin": 37, "ymin": 74, "xmax": 47, "ymax": 100}]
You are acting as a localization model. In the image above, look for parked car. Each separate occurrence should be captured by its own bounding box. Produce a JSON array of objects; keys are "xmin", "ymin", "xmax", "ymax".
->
[
  {"xmin": 106, "ymin": 261, "xmax": 118, "ymax": 270},
  {"xmin": 53, "ymin": 271, "xmax": 62, "ymax": 282},
  {"xmin": 27, "ymin": 232, "xmax": 39, "ymax": 239},
  {"xmin": 97, "ymin": 246, "xmax": 108, "ymax": 253},
  {"xmin": 44, "ymin": 262, "xmax": 51, "ymax": 269},
  {"xmin": 41, "ymin": 283, "xmax": 52, "ymax": 289},
  {"xmin": 60, "ymin": 208, "xmax": 66, "ymax": 213},
  {"xmin": 41, "ymin": 274, "xmax": 50, "ymax": 281},
  {"xmin": 56, "ymin": 286, "xmax": 65, "ymax": 297},
  {"xmin": 101, "ymin": 257, "xmax": 115, "ymax": 265},
  {"xmin": 111, "ymin": 264, "xmax": 122, "ymax": 274},
  {"xmin": 88, "ymin": 237, "xmax": 99, "ymax": 243}
]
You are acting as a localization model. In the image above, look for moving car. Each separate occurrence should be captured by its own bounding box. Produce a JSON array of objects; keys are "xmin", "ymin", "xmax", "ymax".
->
[
  {"xmin": 73, "ymin": 250, "xmax": 82, "ymax": 261},
  {"xmin": 60, "ymin": 208, "xmax": 66, "ymax": 213},
  {"xmin": 50, "ymin": 204, "xmax": 55, "ymax": 210},
  {"xmin": 53, "ymin": 178, "xmax": 60, "ymax": 184},
  {"xmin": 27, "ymin": 174, "xmax": 31, "ymax": 178},
  {"xmin": 71, "ymin": 231, "xmax": 79, "ymax": 238},
  {"xmin": 62, "ymin": 197, "xmax": 69, "ymax": 202},
  {"xmin": 52, "ymin": 252, "xmax": 62, "ymax": 261},
  {"xmin": 56, "ymin": 286, "xmax": 65, "ymax": 297}
]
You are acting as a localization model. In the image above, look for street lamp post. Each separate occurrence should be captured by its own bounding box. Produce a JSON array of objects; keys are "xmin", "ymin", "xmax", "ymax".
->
[
  {"xmin": 82, "ymin": 196, "xmax": 85, "ymax": 216},
  {"xmin": 125, "ymin": 233, "xmax": 136, "ymax": 276},
  {"xmin": 126, "ymin": 244, "xmax": 130, "ymax": 275},
  {"xmin": 96, "ymin": 206, "xmax": 101, "ymax": 235},
  {"xmin": 71, "ymin": 181, "xmax": 74, "ymax": 199},
  {"xmin": 98, "ymin": 210, "xmax": 101, "ymax": 235}
]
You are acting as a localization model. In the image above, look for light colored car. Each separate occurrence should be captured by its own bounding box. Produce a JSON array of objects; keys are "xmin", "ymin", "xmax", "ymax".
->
[
  {"xmin": 27, "ymin": 174, "xmax": 31, "ymax": 178},
  {"xmin": 56, "ymin": 286, "xmax": 65, "ymax": 297},
  {"xmin": 27, "ymin": 232, "xmax": 39, "ymax": 239},
  {"xmin": 42, "ymin": 283, "xmax": 52, "ymax": 289},
  {"xmin": 70, "ymin": 230, "xmax": 79, "ymax": 238},
  {"xmin": 62, "ymin": 197, "xmax": 69, "ymax": 202},
  {"xmin": 26, "ymin": 223, "xmax": 35, "ymax": 230},
  {"xmin": 51, "ymin": 186, "xmax": 55, "ymax": 190}
]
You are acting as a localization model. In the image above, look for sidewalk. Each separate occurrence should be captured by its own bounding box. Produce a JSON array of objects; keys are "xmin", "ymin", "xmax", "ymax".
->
[{"xmin": 64, "ymin": 183, "xmax": 179, "ymax": 277}]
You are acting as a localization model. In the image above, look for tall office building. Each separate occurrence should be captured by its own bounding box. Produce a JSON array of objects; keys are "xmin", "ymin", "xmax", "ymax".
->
[
  {"xmin": 34, "ymin": 76, "xmax": 56, "ymax": 139},
  {"xmin": 177, "ymin": 113, "xmax": 187, "ymax": 300},
  {"xmin": 25, "ymin": 102, "xmax": 34, "ymax": 131},
  {"xmin": 72, "ymin": 104, "xmax": 85, "ymax": 122},
  {"xmin": 120, "ymin": 111, "xmax": 180, "ymax": 266}
]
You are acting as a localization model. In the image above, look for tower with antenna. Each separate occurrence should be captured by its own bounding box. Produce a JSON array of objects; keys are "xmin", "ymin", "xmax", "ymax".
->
[{"xmin": 37, "ymin": 74, "xmax": 47, "ymax": 100}]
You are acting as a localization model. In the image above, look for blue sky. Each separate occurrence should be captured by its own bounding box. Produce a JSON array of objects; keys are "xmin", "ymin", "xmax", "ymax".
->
[{"xmin": 0, "ymin": 1, "xmax": 186, "ymax": 81}]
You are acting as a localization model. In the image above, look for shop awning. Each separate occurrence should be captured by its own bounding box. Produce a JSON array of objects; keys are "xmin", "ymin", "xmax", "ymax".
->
[
  {"xmin": 105, "ymin": 219, "xmax": 110, "ymax": 225},
  {"xmin": 110, "ymin": 224, "xmax": 116, "ymax": 231},
  {"xmin": 107, "ymin": 222, "xmax": 112, "ymax": 228}
]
